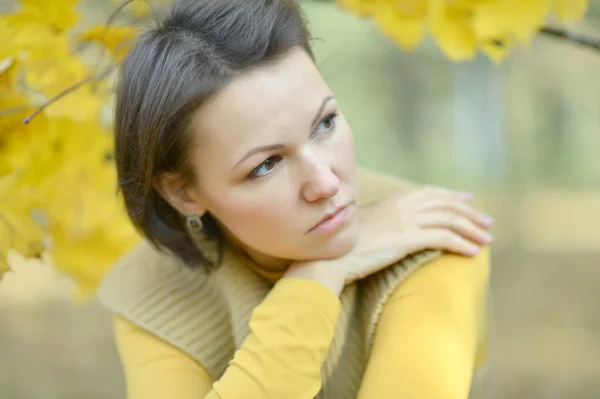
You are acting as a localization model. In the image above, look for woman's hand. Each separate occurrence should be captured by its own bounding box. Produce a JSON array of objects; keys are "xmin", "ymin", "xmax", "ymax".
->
[
  {"xmin": 340, "ymin": 186, "xmax": 492, "ymax": 285},
  {"xmin": 284, "ymin": 186, "xmax": 493, "ymax": 296}
]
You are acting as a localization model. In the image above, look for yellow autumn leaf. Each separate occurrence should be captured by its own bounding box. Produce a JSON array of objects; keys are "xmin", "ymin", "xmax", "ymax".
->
[
  {"xmin": 0, "ymin": 18, "xmax": 18, "ymax": 60},
  {"xmin": 471, "ymin": 0, "xmax": 549, "ymax": 45},
  {"xmin": 0, "ymin": 57, "xmax": 32, "ymax": 134},
  {"xmin": 51, "ymin": 222, "xmax": 139, "ymax": 301},
  {"xmin": 550, "ymin": 0, "xmax": 590, "ymax": 22},
  {"xmin": 80, "ymin": 25, "xmax": 139, "ymax": 62},
  {"xmin": 43, "ymin": 87, "xmax": 103, "ymax": 122},
  {"xmin": 0, "ymin": 173, "xmax": 46, "ymax": 277},
  {"xmin": 1, "ymin": 116, "xmax": 63, "ymax": 183},
  {"xmin": 19, "ymin": 0, "xmax": 80, "ymax": 32},
  {"xmin": 2, "ymin": 12, "xmax": 72, "ymax": 61},
  {"xmin": 371, "ymin": 1, "xmax": 428, "ymax": 50},
  {"xmin": 0, "ymin": 57, "xmax": 18, "ymax": 90},
  {"xmin": 338, "ymin": 0, "xmax": 591, "ymax": 63},
  {"xmin": 25, "ymin": 55, "xmax": 88, "ymax": 96},
  {"xmin": 428, "ymin": 0, "xmax": 477, "ymax": 61}
]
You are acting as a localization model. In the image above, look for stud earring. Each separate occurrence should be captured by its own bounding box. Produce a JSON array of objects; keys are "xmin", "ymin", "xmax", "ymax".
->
[{"xmin": 186, "ymin": 213, "xmax": 203, "ymax": 231}]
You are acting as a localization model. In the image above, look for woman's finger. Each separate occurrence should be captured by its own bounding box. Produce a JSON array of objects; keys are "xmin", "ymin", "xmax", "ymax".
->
[
  {"xmin": 416, "ymin": 198, "xmax": 493, "ymax": 228},
  {"xmin": 418, "ymin": 211, "xmax": 493, "ymax": 245},
  {"xmin": 407, "ymin": 185, "xmax": 473, "ymax": 202},
  {"xmin": 404, "ymin": 228, "xmax": 482, "ymax": 257}
]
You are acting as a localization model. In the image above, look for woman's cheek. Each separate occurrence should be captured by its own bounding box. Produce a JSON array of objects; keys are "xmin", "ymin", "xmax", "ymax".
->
[{"xmin": 218, "ymin": 194, "xmax": 292, "ymax": 238}]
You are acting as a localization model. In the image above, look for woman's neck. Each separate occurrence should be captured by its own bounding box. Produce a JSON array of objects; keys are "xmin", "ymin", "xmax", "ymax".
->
[{"xmin": 221, "ymin": 228, "xmax": 292, "ymax": 273}]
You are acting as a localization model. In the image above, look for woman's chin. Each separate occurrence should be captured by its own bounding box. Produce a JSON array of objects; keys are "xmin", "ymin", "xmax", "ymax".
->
[
  {"xmin": 305, "ymin": 220, "xmax": 359, "ymax": 260},
  {"xmin": 244, "ymin": 219, "xmax": 359, "ymax": 265}
]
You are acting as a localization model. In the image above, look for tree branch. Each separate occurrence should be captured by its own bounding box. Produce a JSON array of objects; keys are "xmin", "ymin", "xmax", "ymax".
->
[
  {"xmin": 540, "ymin": 26, "xmax": 600, "ymax": 52},
  {"xmin": 22, "ymin": 65, "xmax": 115, "ymax": 125},
  {"xmin": 90, "ymin": 0, "xmax": 134, "ymax": 75}
]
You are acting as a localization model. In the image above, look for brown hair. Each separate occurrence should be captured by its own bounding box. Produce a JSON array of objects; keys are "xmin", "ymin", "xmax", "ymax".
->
[{"xmin": 114, "ymin": 0, "xmax": 313, "ymax": 267}]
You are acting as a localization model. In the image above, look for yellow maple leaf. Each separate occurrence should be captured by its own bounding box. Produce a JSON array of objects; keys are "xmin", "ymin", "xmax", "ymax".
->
[
  {"xmin": 0, "ymin": 18, "xmax": 18, "ymax": 60},
  {"xmin": 25, "ymin": 55, "xmax": 88, "ymax": 96},
  {"xmin": 0, "ymin": 57, "xmax": 32, "ymax": 134},
  {"xmin": 80, "ymin": 25, "xmax": 139, "ymax": 62},
  {"xmin": 371, "ymin": 1, "xmax": 428, "ymax": 50},
  {"xmin": 2, "ymin": 12, "xmax": 72, "ymax": 61},
  {"xmin": 0, "ymin": 173, "xmax": 46, "ymax": 277},
  {"xmin": 428, "ymin": 0, "xmax": 477, "ymax": 61},
  {"xmin": 1, "ymin": 115, "xmax": 72, "ymax": 184},
  {"xmin": 51, "ymin": 223, "xmax": 140, "ymax": 301},
  {"xmin": 19, "ymin": 0, "xmax": 80, "ymax": 32},
  {"xmin": 21, "ymin": 53, "xmax": 103, "ymax": 122},
  {"xmin": 0, "ymin": 57, "xmax": 18, "ymax": 90},
  {"xmin": 471, "ymin": 0, "xmax": 549, "ymax": 45},
  {"xmin": 43, "ymin": 87, "xmax": 103, "ymax": 122},
  {"xmin": 550, "ymin": 0, "xmax": 590, "ymax": 22}
]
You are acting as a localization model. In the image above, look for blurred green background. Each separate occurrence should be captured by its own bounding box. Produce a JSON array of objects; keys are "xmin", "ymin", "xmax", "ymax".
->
[{"xmin": 1, "ymin": 1, "xmax": 599, "ymax": 398}]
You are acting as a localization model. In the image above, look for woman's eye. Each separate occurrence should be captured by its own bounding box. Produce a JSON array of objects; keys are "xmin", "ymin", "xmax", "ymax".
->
[
  {"xmin": 248, "ymin": 155, "xmax": 281, "ymax": 178},
  {"xmin": 313, "ymin": 113, "xmax": 338, "ymax": 137}
]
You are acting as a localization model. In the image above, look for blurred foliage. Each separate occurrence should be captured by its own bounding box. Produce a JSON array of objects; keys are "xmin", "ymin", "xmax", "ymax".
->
[
  {"xmin": 0, "ymin": 0, "xmax": 145, "ymax": 299},
  {"xmin": 0, "ymin": 0, "xmax": 593, "ymax": 299},
  {"xmin": 338, "ymin": 0, "xmax": 590, "ymax": 61}
]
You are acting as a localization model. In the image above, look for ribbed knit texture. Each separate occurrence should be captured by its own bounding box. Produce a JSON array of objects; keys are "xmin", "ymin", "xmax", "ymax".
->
[{"xmin": 98, "ymin": 167, "xmax": 480, "ymax": 397}]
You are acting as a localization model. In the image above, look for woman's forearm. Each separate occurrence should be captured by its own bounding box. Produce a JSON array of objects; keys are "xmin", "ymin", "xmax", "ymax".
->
[{"xmin": 210, "ymin": 278, "xmax": 341, "ymax": 397}]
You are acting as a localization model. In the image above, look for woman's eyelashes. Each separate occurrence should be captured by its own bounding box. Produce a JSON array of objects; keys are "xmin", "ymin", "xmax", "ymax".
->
[
  {"xmin": 248, "ymin": 155, "xmax": 282, "ymax": 178},
  {"xmin": 311, "ymin": 112, "xmax": 339, "ymax": 138},
  {"xmin": 247, "ymin": 112, "xmax": 340, "ymax": 179}
]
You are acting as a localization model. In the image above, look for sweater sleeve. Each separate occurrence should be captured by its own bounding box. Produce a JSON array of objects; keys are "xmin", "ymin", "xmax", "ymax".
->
[
  {"xmin": 114, "ymin": 278, "xmax": 341, "ymax": 399},
  {"xmin": 357, "ymin": 247, "xmax": 491, "ymax": 399}
]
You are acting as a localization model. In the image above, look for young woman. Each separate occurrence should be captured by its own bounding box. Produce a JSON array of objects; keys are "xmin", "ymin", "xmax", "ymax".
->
[{"xmin": 98, "ymin": 0, "xmax": 493, "ymax": 398}]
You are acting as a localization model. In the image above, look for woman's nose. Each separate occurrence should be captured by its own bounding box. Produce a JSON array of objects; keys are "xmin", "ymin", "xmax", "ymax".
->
[{"xmin": 301, "ymin": 162, "xmax": 340, "ymax": 203}]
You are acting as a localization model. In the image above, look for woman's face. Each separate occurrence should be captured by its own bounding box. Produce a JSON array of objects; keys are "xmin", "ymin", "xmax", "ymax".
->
[{"xmin": 184, "ymin": 48, "xmax": 358, "ymax": 268}]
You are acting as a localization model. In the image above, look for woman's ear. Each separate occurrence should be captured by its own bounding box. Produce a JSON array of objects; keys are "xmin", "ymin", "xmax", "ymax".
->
[{"xmin": 153, "ymin": 172, "xmax": 206, "ymax": 217}]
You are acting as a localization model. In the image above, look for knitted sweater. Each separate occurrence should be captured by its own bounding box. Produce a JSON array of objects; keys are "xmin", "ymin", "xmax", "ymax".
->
[{"xmin": 98, "ymin": 167, "xmax": 490, "ymax": 398}]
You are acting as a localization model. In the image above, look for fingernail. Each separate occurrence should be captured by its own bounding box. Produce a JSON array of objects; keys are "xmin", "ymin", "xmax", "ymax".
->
[
  {"xmin": 469, "ymin": 245, "xmax": 481, "ymax": 255},
  {"xmin": 481, "ymin": 215, "xmax": 494, "ymax": 225},
  {"xmin": 483, "ymin": 232, "xmax": 493, "ymax": 243}
]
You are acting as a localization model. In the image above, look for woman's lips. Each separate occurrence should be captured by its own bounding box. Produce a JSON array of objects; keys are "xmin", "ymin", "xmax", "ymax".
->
[{"xmin": 307, "ymin": 203, "xmax": 352, "ymax": 235}]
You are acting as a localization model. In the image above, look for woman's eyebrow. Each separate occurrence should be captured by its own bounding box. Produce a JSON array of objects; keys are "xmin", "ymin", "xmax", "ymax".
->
[
  {"xmin": 311, "ymin": 95, "xmax": 335, "ymax": 127},
  {"xmin": 233, "ymin": 143, "xmax": 286, "ymax": 170}
]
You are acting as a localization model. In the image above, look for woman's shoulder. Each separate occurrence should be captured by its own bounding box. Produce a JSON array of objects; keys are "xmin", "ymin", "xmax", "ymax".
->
[
  {"xmin": 98, "ymin": 240, "xmax": 189, "ymax": 300},
  {"xmin": 393, "ymin": 247, "xmax": 492, "ymax": 302},
  {"xmin": 97, "ymin": 239, "xmax": 221, "ymax": 321},
  {"xmin": 428, "ymin": 246, "xmax": 491, "ymax": 270},
  {"xmin": 98, "ymin": 239, "xmax": 235, "ymax": 375}
]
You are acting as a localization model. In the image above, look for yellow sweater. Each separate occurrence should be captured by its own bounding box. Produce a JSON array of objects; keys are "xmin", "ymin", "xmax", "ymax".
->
[{"xmin": 99, "ymin": 168, "xmax": 491, "ymax": 399}]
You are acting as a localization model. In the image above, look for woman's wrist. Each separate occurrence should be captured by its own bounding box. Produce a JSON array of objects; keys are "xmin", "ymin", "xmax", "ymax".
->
[{"xmin": 283, "ymin": 260, "xmax": 345, "ymax": 297}]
